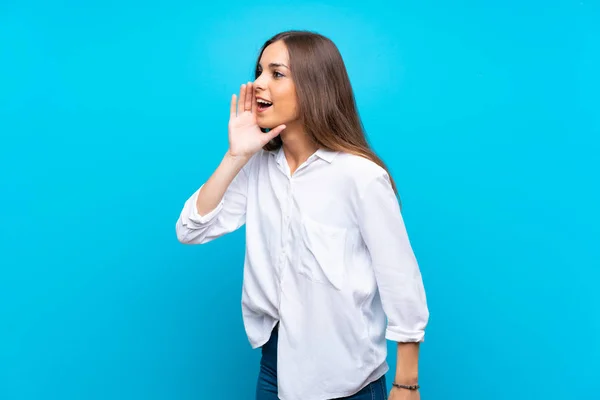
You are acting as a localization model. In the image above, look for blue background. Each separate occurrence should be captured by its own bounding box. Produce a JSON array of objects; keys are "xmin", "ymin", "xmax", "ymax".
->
[{"xmin": 1, "ymin": 1, "xmax": 599, "ymax": 399}]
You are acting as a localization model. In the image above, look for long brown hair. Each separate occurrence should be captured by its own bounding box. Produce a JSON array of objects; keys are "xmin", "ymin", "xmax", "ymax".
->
[{"xmin": 255, "ymin": 30, "xmax": 399, "ymax": 197}]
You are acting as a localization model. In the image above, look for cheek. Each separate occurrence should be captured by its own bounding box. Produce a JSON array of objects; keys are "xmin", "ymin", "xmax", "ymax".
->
[
  {"xmin": 274, "ymin": 83, "xmax": 296, "ymax": 103},
  {"xmin": 266, "ymin": 83, "xmax": 298, "ymax": 121},
  {"xmin": 278, "ymin": 87, "xmax": 298, "ymax": 113}
]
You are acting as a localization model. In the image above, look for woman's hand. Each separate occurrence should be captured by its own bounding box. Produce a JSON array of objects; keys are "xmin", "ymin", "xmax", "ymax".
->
[
  {"xmin": 228, "ymin": 82, "xmax": 285, "ymax": 158},
  {"xmin": 389, "ymin": 387, "xmax": 420, "ymax": 400}
]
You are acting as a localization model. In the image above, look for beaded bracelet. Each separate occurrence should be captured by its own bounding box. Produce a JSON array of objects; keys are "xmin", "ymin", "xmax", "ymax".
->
[{"xmin": 392, "ymin": 382, "xmax": 420, "ymax": 391}]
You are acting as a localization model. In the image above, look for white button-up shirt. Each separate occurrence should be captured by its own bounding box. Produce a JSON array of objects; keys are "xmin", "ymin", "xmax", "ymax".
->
[{"xmin": 176, "ymin": 147, "xmax": 429, "ymax": 400}]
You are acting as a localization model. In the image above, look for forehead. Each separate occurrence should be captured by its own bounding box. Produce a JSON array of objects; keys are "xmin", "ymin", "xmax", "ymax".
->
[{"xmin": 259, "ymin": 40, "xmax": 289, "ymax": 65}]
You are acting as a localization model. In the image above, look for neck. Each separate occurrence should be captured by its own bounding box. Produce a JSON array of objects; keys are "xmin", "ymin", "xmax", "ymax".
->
[{"xmin": 280, "ymin": 123, "xmax": 318, "ymax": 174}]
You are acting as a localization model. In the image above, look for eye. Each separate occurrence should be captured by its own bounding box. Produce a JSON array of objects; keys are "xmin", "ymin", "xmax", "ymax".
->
[{"xmin": 273, "ymin": 71, "xmax": 284, "ymax": 78}]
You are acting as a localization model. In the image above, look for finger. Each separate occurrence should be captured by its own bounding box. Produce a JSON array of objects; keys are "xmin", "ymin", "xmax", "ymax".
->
[
  {"xmin": 238, "ymin": 84, "xmax": 246, "ymax": 115},
  {"xmin": 244, "ymin": 82, "xmax": 253, "ymax": 112},
  {"xmin": 230, "ymin": 94, "xmax": 237, "ymax": 119},
  {"xmin": 266, "ymin": 124, "xmax": 286, "ymax": 141},
  {"xmin": 251, "ymin": 87, "xmax": 256, "ymax": 115}
]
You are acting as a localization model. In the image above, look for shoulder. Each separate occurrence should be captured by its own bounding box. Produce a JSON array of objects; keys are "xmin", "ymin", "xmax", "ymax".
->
[{"xmin": 332, "ymin": 152, "xmax": 391, "ymax": 190}]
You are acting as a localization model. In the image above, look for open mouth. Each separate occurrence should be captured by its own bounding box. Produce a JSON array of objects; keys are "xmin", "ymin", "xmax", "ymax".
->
[{"xmin": 257, "ymin": 99, "xmax": 273, "ymax": 112}]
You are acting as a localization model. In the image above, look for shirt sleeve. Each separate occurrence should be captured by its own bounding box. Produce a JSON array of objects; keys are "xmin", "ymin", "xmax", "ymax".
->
[
  {"xmin": 187, "ymin": 185, "xmax": 225, "ymax": 224},
  {"xmin": 175, "ymin": 161, "xmax": 250, "ymax": 245},
  {"xmin": 356, "ymin": 172, "xmax": 429, "ymax": 342}
]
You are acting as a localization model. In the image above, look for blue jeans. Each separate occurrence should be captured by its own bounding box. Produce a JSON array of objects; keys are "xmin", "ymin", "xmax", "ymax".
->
[{"xmin": 256, "ymin": 325, "xmax": 388, "ymax": 400}]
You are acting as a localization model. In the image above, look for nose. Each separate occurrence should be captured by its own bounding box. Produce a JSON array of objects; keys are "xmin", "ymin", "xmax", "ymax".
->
[{"xmin": 254, "ymin": 74, "xmax": 266, "ymax": 92}]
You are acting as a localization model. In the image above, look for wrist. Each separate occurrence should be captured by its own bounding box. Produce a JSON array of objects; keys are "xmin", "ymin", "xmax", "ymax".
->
[
  {"xmin": 224, "ymin": 150, "xmax": 251, "ymax": 165},
  {"xmin": 394, "ymin": 375, "xmax": 419, "ymax": 386}
]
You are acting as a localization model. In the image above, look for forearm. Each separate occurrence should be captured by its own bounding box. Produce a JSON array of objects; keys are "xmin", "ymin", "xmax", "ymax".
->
[
  {"xmin": 394, "ymin": 342, "xmax": 420, "ymax": 385},
  {"xmin": 195, "ymin": 151, "xmax": 250, "ymax": 216}
]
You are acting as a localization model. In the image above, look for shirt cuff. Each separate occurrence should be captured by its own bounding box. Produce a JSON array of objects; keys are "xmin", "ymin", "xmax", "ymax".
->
[
  {"xmin": 385, "ymin": 327, "xmax": 426, "ymax": 343},
  {"xmin": 187, "ymin": 186, "xmax": 224, "ymax": 224}
]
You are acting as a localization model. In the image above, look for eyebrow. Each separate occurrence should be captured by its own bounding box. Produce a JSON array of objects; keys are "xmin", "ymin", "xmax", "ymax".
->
[{"xmin": 258, "ymin": 62, "xmax": 290, "ymax": 70}]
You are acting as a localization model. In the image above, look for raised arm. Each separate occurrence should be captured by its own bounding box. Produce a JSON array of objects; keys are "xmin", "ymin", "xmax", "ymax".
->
[{"xmin": 175, "ymin": 82, "xmax": 285, "ymax": 244}]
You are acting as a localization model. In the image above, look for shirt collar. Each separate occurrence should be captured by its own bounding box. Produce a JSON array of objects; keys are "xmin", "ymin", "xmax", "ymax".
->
[
  {"xmin": 271, "ymin": 147, "xmax": 338, "ymax": 164},
  {"xmin": 314, "ymin": 148, "xmax": 338, "ymax": 163},
  {"xmin": 272, "ymin": 146, "xmax": 286, "ymax": 166}
]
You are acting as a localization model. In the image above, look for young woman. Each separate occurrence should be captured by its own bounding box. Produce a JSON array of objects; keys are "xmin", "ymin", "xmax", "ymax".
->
[{"xmin": 176, "ymin": 30, "xmax": 429, "ymax": 400}]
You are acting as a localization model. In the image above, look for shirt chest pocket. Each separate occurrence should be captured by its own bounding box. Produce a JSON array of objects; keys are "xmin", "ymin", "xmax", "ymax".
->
[{"xmin": 299, "ymin": 216, "xmax": 349, "ymax": 291}]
